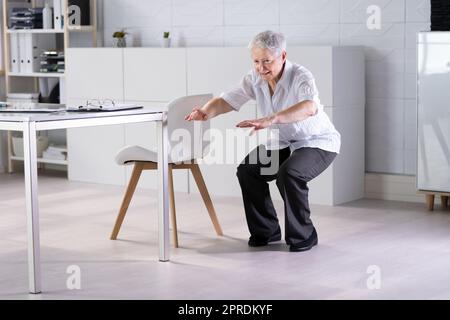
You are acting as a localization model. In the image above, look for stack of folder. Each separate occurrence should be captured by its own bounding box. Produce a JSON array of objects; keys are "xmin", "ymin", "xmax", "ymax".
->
[
  {"xmin": 9, "ymin": 8, "xmax": 43, "ymax": 29},
  {"xmin": 40, "ymin": 51, "xmax": 65, "ymax": 73},
  {"xmin": 431, "ymin": 0, "xmax": 450, "ymax": 31},
  {"xmin": 42, "ymin": 145, "xmax": 67, "ymax": 161}
]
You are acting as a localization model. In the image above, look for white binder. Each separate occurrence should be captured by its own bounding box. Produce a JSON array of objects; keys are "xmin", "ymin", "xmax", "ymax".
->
[
  {"xmin": 18, "ymin": 34, "xmax": 57, "ymax": 74},
  {"xmin": 53, "ymin": 0, "xmax": 63, "ymax": 30},
  {"xmin": 10, "ymin": 34, "xmax": 21, "ymax": 73},
  {"xmin": 18, "ymin": 34, "xmax": 28, "ymax": 73},
  {"xmin": 24, "ymin": 34, "xmax": 40, "ymax": 73}
]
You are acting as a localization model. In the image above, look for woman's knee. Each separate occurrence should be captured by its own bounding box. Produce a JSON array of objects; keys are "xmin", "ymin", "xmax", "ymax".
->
[
  {"xmin": 237, "ymin": 162, "xmax": 266, "ymax": 181},
  {"xmin": 236, "ymin": 163, "xmax": 251, "ymax": 178},
  {"xmin": 276, "ymin": 165, "xmax": 307, "ymax": 187}
]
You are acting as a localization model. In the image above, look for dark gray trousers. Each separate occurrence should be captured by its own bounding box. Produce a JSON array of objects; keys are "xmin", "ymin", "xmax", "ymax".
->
[{"xmin": 236, "ymin": 145, "xmax": 337, "ymax": 246}]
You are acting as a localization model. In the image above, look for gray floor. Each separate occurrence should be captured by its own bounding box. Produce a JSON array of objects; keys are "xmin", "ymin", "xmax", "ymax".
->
[{"xmin": 1, "ymin": 172, "xmax": 450, "ymax": 300}]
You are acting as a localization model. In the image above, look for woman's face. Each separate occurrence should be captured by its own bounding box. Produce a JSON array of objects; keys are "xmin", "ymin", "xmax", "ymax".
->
[{"xmin": 251, "ymin": 47, "xmax": 286, "ymax": 82}]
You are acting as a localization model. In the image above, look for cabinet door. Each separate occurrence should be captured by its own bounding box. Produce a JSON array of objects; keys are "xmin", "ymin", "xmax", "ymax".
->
[
  {"xmin": 332, "ymin": 47, "xmax": 365, "ymax": 108},
  {"xmin": 66, "ymin": 48, "xmax": 124, "ymax": 100},
  {"xmin": 123, "ymin": 101, "xmax": 188, "ymax": 192},
  {"xmin": 328, "ymin": 106, "xmax": 365, "ymax": 204},
  {"xmin": 123, "ymin": 48, "xmax": 187, "ymax": 102},
  {"xmin": 67, "ymin": 99, "xmax": 126, "ymax": 186},
  {"xmin": 187, "ymin": 47, "xmax": 253, "ymax": 96},
  {"xmin": 417, "ymin": 42, "xmax": 450, "ymax": 192}
]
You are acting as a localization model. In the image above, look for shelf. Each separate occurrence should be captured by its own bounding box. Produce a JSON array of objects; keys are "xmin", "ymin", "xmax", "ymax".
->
[
  {"xmin": 7, "ymin": 29, "xmax": 65, "ymax": 34},
  {"xmin": 67, "ymin": 25, "xmax": 96, "ymax": 32},
  {"xmin": 8, "ymin": 72, "xmax": 65, "ymax": 78},
  {"xmin": 11, "ymin": 156, "xmax": 68, "ymax": 166},
  {"xmin": 6, "ymin": 26, "xmax": 96, "ymax": 33},
  {"xmin": 3, "ymin": 0, "xmax": 98, "ymax": 174}
]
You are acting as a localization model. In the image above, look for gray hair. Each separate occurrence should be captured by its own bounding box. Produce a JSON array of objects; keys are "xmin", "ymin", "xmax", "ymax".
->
[{"xmin": 248, "ymin": 30, "xmax": 286, "ymax": 57}]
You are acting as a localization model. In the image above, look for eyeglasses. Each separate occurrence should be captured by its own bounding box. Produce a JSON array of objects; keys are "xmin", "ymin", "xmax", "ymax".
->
[
  {"xmin": 253, "ymin": 55, "xmax": 281, "ymax": 67},
  {"xmin": 84, "ymin": 99, "xmax": 116, "ymax": 109}
]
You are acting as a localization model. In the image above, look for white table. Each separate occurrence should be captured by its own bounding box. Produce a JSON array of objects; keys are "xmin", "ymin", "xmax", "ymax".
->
[{"xmin": 0, "ymin": 107, "xmax": 170, "ymax": 294}]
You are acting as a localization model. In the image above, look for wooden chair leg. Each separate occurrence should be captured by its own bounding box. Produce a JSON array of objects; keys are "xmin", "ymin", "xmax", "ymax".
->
[
  {"xmin": 110, "ymin": 163, "xmax": 144, "ymax": 239},
  {"xmin": 190, "ymin": 163, "xmax": 223, "ymax": 236},
  {"xmin": 441, "ymin": 196, "xmax": 449, "ymax": 210},
  {"xmin": 168, "ymin": 164, "xmax": 179, "ymax": 248},
  {"xmin": 426, "ymin": 194, "xmax": 435, "ymax": 212}
]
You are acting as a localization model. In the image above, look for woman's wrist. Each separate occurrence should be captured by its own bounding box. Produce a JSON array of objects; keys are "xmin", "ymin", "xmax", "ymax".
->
[
  {"xmin": 195, "ymin": 107, "xmax": 207, "ymax": 119},
  {"xmin": 269, "ymin": 113, "xmax": 279, "ymax": 125},
  {"xmin": 200, "ymin": 109, "xmax": 209, "ymax": 120}
]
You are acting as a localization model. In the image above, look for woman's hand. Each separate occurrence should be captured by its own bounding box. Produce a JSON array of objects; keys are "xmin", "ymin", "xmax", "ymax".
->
[
  {"xmin": 236, "ymin": 115, "xmax": 276, "ymax": 135},
  {"xmin": 185, "ymin": 106, "xmax": 208, "ymax": 121}
]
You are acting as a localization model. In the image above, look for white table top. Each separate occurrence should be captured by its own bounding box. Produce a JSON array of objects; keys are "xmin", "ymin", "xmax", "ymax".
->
[{"xmin": 0, "ymin": 104, "xmax": 166, "ymax": 123}]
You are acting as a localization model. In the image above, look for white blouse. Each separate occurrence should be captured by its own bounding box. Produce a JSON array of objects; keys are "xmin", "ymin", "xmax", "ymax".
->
[{"xmin": 220, "ymin": 60, "xmax": 341, "ymax": 154}]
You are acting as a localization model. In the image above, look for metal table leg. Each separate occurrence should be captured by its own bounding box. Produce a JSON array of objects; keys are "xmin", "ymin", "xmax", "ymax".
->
[
  {"xmin": 23, "ymin": 121, "xmax": 41, "ymax": 294},
  {"xmin": 157, "ymin": 116, "xmax": 170, "ymax": 261}
]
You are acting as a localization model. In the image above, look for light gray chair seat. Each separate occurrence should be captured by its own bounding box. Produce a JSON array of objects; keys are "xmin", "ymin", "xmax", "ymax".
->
[{"xmin": 115, "ymin": 145, "xmax": 175, "ymax": 165}]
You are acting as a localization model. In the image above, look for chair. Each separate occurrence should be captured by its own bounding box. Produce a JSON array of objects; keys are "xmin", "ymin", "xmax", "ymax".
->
[{"xmin": 110, "ymin": 94, "xmax": 223, "ymax": 247}]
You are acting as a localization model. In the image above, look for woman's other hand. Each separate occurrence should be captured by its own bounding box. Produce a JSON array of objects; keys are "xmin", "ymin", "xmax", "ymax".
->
[
  {"xmin": 236, "ymin": 115, "xmax": 276, "ymax": 135},
  {"xmin": 185, "ymin": 106, "xmax": 208, "ymax": 121}
]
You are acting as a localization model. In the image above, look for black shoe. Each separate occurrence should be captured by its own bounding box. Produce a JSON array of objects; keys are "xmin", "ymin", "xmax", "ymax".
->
[
  {"xmin": 289, "ymin": 228, "xmax": 318, "ymax": 252},
  {"xmin": 248, "ymin": 232, "xmax": 281, "ymax": 247}
]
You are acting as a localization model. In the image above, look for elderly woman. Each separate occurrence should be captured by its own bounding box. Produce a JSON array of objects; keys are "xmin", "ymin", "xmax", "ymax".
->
[{"xmin": 185, "ymin": 31, "xmax": 340, "ymax": 252}]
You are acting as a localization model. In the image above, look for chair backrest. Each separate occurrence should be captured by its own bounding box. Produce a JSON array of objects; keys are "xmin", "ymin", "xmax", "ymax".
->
[{"xmin": 166, "ymin": 94, "xmax": 213, "ymax": 163}]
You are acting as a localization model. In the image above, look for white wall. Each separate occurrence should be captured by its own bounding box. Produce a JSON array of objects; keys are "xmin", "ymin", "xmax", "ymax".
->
[{"xmin": 102, "ymin": 0, "xmax": 431, "ymax": 176}]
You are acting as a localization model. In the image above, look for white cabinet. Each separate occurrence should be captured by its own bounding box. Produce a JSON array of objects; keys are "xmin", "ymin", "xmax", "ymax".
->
[
  {"xmin": 288, "ymin": 47, "xmax": 334, "ymax": 106},
  {"xmin": 122, "ymin": 48, "xmax": 188, "ymax": 192},
  {"xmin": 66, "ymin": 46, "xmax": 365, "ymax": 205},
  {"xmin": 66, "ymin": 49, "xmax": 189, "ymax": 190},
  {"xmin": 261, "ymin": 47, "xmax": 365, "ymax": 205},
  {"xmin": 417, "ymin": 32, "xmax": 450, "ymax": 193},
  {"xmin": 66, "ymin": 49, "xmax": 126, "ymax": 186},
  {"xmin": 67, "ymin": 126, "xmax": 126, "ymax": 185},
  {"xmin": 66, "ymin": 97, "xmax": 126, "ymax": 186},
  {"xmin": 187, "ymin": 47, "xmax": 253, "ymax": 96},
  {"xmin": 310, "ymin": 106, "xmax": 365, "ymax": 205},
  {"xmin": 186, "ymin": 46, "xmax": 365, "ymax": 204},
  {"xmin": 288, "ymin": 46, "xmax": 365, "ymax": 108},
  {"xmin": 275, "ymin": 47, "xmax": 365, "ymax": 205},
  {"xmin": 124, "ymin": 48, "xmax": 186, "ymax": 101},
  {"xmin": 66, "ymin": 48, "xmax": 124, "ymax": 100}
]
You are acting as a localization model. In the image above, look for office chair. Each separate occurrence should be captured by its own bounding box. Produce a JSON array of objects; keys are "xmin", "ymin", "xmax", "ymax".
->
[{"xmin": 110, "ymin": 94, "xmax": 223, "ymax": 247}]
